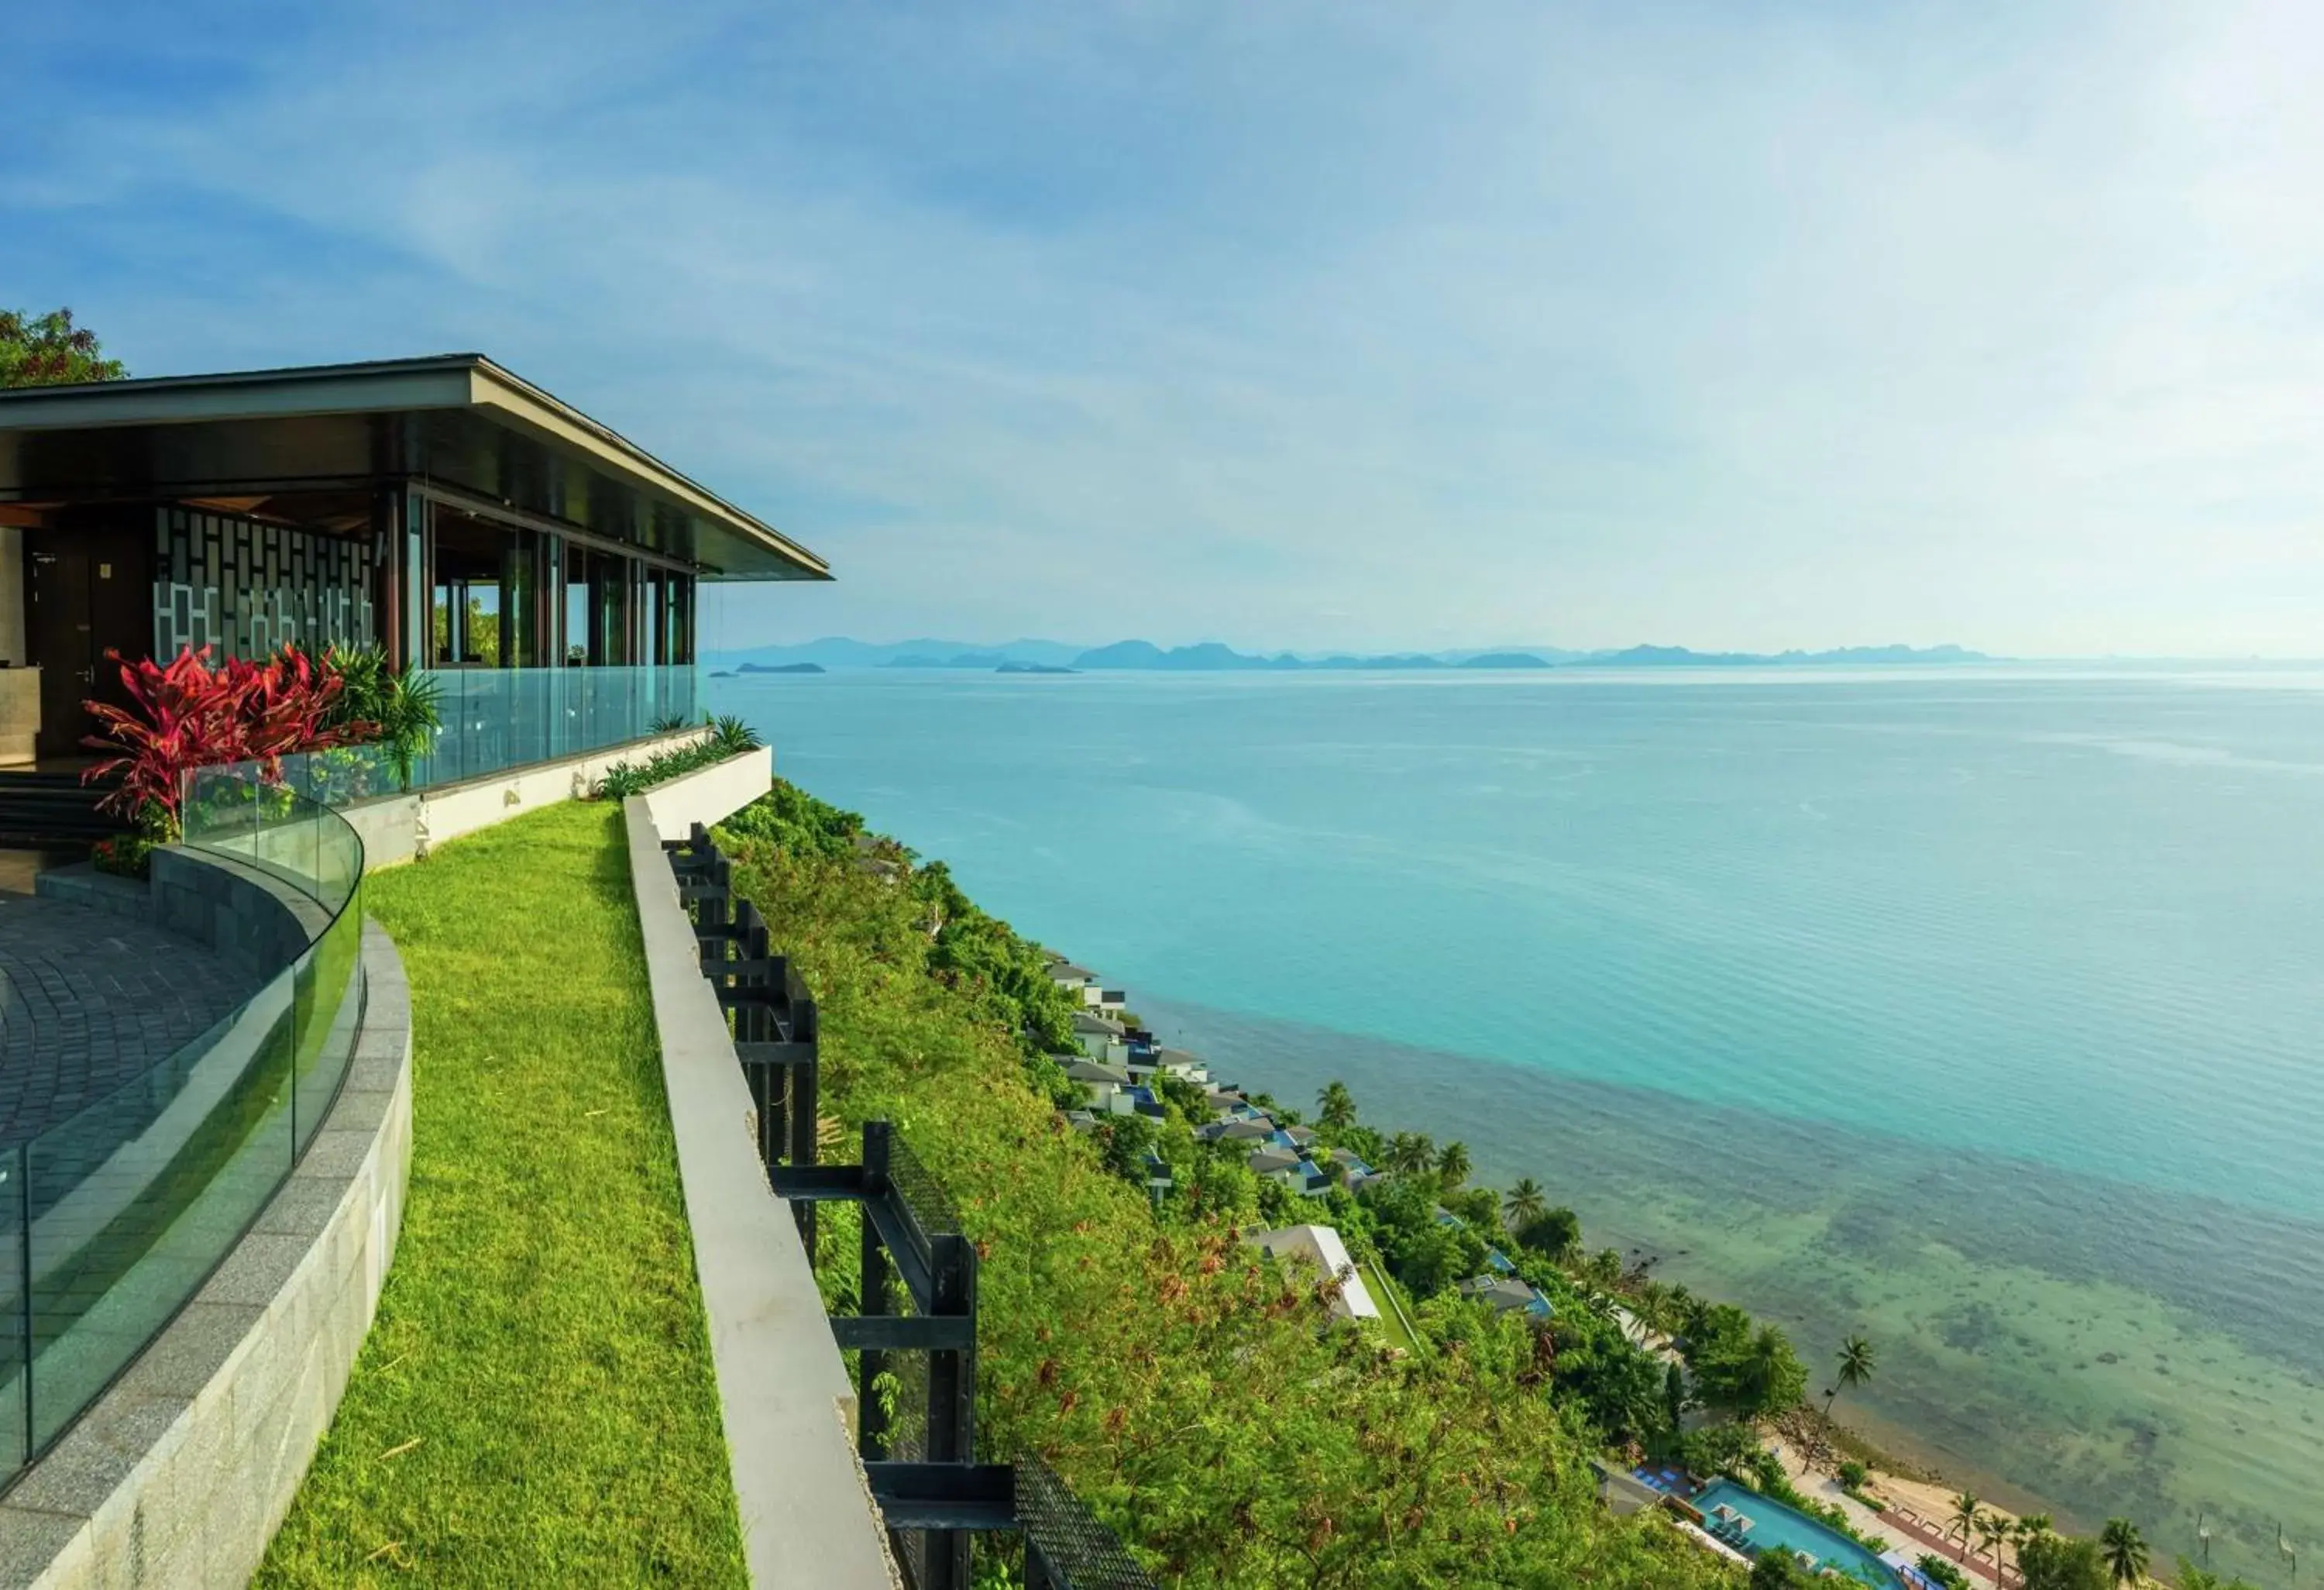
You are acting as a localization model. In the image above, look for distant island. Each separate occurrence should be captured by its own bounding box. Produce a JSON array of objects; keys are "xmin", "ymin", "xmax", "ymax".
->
[
  {"xmin": 705, "ymin": 637, "xmax": 1991, "ymax": 673},
  {"xmin": 1066, "ymin": 640, "xmax": 1989, "ymax": 671}
]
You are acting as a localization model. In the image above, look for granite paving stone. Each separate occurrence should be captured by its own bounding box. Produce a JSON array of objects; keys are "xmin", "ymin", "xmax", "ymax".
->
[{"xmin": 0, "ymin": 895, "xmax": 260, "ymax": 1147}]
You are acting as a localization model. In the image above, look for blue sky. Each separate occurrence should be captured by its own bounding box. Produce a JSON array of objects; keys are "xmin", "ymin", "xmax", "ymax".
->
[{"xmin": 6, "ymin": 2, "xmax": 2320, "ymax": 656}]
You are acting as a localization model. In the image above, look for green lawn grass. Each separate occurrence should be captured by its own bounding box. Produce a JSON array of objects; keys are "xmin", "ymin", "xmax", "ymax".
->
[
  {"xmin": 1357, "ymin": 1258, "xmax": 1423, "ymax": 1356},
  {"xmin": 257, "ymin": 801, "xmax": 746, "ymax": 1587}
]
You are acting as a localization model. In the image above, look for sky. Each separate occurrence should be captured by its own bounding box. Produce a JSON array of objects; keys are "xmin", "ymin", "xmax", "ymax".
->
[{"xmin": 5, "ymin": 1, "xmax": 2322, "ymax": 657}]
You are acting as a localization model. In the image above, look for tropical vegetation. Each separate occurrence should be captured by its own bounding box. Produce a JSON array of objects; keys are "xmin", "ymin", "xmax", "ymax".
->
[
  {"xmin": 2019, "ymin": 1530, "xmax": 2113, "ymax": 1590},
  {"xmin": 717, "ymin": 777, "xmax": 1740, "ymax": 1585},
  {"xmin": 323, "ymin": 642, "xmax": 445, "ymax": 780},
  {"xmin": 81, "ymin": 643, "xmax": 388, "ymax": 873},
  {"xmin": 593, "ymin": 714, "xmax": 763, "ymax": 799},
  {"xmin": 2099, "ymin": 1518, "xmax": 2149, "ymax": 1587},
  {"xmin": 700, "ymin": 773, "xmax": 2176, "ymax": 1585},
  {"xmin": 1827, "ymin": 1334, "xmax": 1875, "ymax": 1418},
  {"xmin": 0, "ymin": 306, "xmax": 125, "ymax": 387}
]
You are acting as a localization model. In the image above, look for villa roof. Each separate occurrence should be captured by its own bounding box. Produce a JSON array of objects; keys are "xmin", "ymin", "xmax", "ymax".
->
[
  {"xmin": 1047, "ymin": 962, "xmax": 1096, "ymax": 981},
  {"xmin": 1460, "ymin": 1277, "xmax": 1552, "ymax": 1316},
  {"xmin": 0, "ymin": 354, "xmax": 827, "ymax": 580},
  {"xmin": 1064, "ymin": 1060, "xmax": 1132, "ymax": 1085},
  {"xmin": 1241, "ymin": 1225, "xmax": 1380, "ymax": 1322},
  {"xmin": 1590, "ymin": 1461, "xmax": 1662, "ymax": 1518},
  {"xmin": 1246, "ymin": 1149, "xmax": 1303, "ymax": 1174},
  {"xmin": 1071, "ymin": 1011, "xmax": 1124, "ymax": 1035}
]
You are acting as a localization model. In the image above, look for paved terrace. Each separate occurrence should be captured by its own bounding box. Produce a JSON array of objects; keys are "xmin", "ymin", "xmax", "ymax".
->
[{"xmin": 0, "ymin": 889, "xmax": 262, "ymax": 1144}]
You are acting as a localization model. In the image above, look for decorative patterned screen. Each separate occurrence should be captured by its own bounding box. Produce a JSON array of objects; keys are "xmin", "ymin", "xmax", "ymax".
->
[{"xmin": 154, "ymin": 507, "xmax": 376, "ymax": 660}]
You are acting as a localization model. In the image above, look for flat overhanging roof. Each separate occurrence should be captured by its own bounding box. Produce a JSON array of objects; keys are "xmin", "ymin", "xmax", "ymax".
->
[{"xmin": 0, "ymin": 354, "xmax": 829, "ymax": 581}]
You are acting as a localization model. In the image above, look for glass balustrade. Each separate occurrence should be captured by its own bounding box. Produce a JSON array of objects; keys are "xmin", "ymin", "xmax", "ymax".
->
[{"xmin": 0, "ymin": 755, "xmax": 366, "ymax": 1490}]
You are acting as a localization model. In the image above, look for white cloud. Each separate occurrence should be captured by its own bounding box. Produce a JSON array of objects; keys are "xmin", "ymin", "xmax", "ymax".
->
[{"xmin": 5, "ymin": 0, "xmax": 2322, "ymax": 654}]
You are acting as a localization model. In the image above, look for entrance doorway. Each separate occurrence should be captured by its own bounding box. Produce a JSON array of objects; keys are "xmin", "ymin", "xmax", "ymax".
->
[{"xmin": 26, "ymin": 531, "xmax": 150, "ymax": 760}]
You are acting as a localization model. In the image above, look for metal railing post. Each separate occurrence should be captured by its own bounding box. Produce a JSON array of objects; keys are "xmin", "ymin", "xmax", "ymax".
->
[
  {"xmin": 789, "ymin": 982, "xmax": 819, "ymax": 1250},
  {"xmin": 923, "ymin": 1230, "xmax": 978, "ymax": 1590},
  {"xmin": 858, "ymin": 1122, "xmax": 893, "ymax": 1463}
]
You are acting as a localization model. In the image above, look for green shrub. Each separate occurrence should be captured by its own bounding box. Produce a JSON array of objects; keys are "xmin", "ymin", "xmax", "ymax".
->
[
  {"xmin": 717, "ymin": 776, "xmax": 863, "ymax": 859},
  {"xmin": 323, "ymin": 643, "xmax": 442, "ymax": 780},
  {"xmin": 593, "ymin": 731, "xmax": 759, "ymax": 800},
  {"xmin": 711, "ymin": 714, "xmax": 762, "ymax": 754}
]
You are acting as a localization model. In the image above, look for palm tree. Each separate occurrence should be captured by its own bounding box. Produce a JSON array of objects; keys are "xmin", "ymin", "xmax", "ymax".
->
[
  {"xmin": 1948, "ymin": 1493, "xmax": 1982, "ymax": 1566},
  {"xmin": 1437, "ymin": 1140, "xmax": 1471, "ymax": 1190},
  {"xmin": 1503, "ymin": 1178, "xmax": 1548, "ymax": 1230},
  {"xmin": 1583, "ymin": 1247, "xmax": 1625, "ymax": 1296},
  {"xmin": 1386, "ymin": 1132, "xmax": 1436, "ymax": 1178},
  {"xmin": 2099, "ymin": 1518, "xmax": 2148, "ymax": 1588},
  {"xmin": 1738, "ymin": 1325, "xmax": 1800, "ymax": 1417},
  {"xmin": 1316, "ymin": 1080, "xmax": 1357, "ymax": 1132},
  {"xmin": 2015, "ymin": 1514, "xmax": 2054, "ymax": 1576},
  {"xmin": 1976, "ymin": 1510, "xmax": 2011, "ymax": 1575},
  {"xmin": 1826, "ymin": 1334, "xmax": 1875, "ymax": 1419},
  {"xmin": 1628, "ymin": 1279, "xmax": 1670, "ymax": 1341}
]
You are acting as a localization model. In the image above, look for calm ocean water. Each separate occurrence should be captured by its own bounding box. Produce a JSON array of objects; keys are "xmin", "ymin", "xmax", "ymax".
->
[{"xmin": 710, "ymin": 665, "xmax": 2324, "ymax": 1573}]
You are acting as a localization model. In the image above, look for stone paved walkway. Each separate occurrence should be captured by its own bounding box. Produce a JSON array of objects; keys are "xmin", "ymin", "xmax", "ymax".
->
[{"xmin": 0, "ymin": 893, "xmax": 262, "ymax": 1147}]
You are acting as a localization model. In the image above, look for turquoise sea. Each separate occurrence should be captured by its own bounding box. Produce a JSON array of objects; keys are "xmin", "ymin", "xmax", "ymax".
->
[{"xmin": 710, "ymin": 665, "xmax": 2324, "ymax": 1576}]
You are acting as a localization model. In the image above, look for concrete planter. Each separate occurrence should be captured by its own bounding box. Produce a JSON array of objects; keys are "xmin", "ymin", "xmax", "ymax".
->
[
  {"xmin": 639, "ymin": 745, "xmax": 774, "ymax": 842},
  {"xmin": 336, "ymin": 727, "xmax": 717, "ymax": 866}
]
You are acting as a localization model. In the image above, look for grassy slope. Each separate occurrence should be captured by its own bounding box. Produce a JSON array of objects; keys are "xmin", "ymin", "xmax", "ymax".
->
[
  {"xmin": 729, "ymin": 831, "xmax": 1735, "ymax": 1589},
  {"xmin": 258, "ymin": 802, "xmax": 746, "ymax": 1587}
]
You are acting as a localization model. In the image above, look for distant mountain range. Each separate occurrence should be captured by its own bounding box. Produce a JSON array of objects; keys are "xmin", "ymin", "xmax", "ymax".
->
[{"xmin": 704, "ymin": 637, "xmax": 1992, "ymax": 672}]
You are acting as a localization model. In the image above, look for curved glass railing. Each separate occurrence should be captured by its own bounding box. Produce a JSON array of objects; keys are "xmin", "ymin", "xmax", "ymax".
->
[{"xmin": 0, "ymin": 753, "xmax": 367, "ymax": 1488}]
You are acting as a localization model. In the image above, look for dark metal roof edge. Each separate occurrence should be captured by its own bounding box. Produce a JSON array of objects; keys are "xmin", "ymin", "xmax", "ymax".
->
[
  {"xmin": 0, "ymin": 352, "xmax": 491, "ymax": 401},
  {"xmin": 0, "ymin": 354, "xmax": 832, "ymax": 582}
]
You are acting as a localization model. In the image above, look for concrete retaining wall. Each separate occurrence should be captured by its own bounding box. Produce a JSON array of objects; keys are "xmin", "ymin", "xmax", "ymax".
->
[
  {"xmin": 621, "ymin": 797, "xmax": 896, "ymax": 1589},
  {"xmin": 0, "ymin": 923, "xmax": 414, "ymax": 1589},
  {"xmin": 36, "ymin": 847, "xmax": 328, "ymax": 985},
  {"xmin": 641, "ymin": 745, "xmax": 772, "ymax": 843},
  {"xmin": 148, "ymin": 848, "xmax": 326, "ymax": 983}
]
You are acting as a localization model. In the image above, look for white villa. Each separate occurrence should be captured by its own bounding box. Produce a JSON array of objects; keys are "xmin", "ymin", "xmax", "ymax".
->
[
  {"xmin": 1071, "ymin": 1010, "xmax": 1128, "ymax": 1064},
  {"xmin": 1242, "ymin": 1225, "xmax": 1380, "ymax": 1325}
]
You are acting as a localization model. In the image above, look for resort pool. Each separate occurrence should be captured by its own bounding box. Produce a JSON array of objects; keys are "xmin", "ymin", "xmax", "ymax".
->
[{"xmin": 1691, "ymin": 1479, "xmax": 1901, "ymax": 1588}]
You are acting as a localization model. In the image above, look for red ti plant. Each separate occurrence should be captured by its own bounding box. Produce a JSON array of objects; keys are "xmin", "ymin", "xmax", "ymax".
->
[{"xmin": 81, "ymin": 645, "xmax": 376, "ymax": 824}]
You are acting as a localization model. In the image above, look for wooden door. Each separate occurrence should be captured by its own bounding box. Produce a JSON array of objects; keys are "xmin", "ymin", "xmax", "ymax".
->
[{"xmin": 27, "ymin": 532, "xmax": 150, "ymax": 759}]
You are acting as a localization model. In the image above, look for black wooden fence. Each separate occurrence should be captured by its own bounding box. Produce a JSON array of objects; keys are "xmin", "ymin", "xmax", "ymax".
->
[{"xmin": 665, "ymin": 823, "xmax": 1157, "ymax": 1590}]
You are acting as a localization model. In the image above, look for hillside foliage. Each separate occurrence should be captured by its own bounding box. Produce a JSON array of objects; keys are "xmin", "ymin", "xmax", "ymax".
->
[{"xmin": 719, "ymin": 780, "xmax": 1734, "ymax": 1587}]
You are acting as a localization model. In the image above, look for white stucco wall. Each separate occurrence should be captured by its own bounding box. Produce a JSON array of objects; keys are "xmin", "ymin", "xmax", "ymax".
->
[{"xmin": 641, "ymin": 745, "xmax": 772, "ymax": 842}]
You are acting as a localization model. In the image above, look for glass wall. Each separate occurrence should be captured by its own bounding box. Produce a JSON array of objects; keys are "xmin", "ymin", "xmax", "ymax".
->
[
  {"xmin": 408, "ymin": 666, "xmax": 700, "ymax": 790},
  {"xmin": 417, "ymin": 497, "xmax": 695, "ymax": 674}
]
